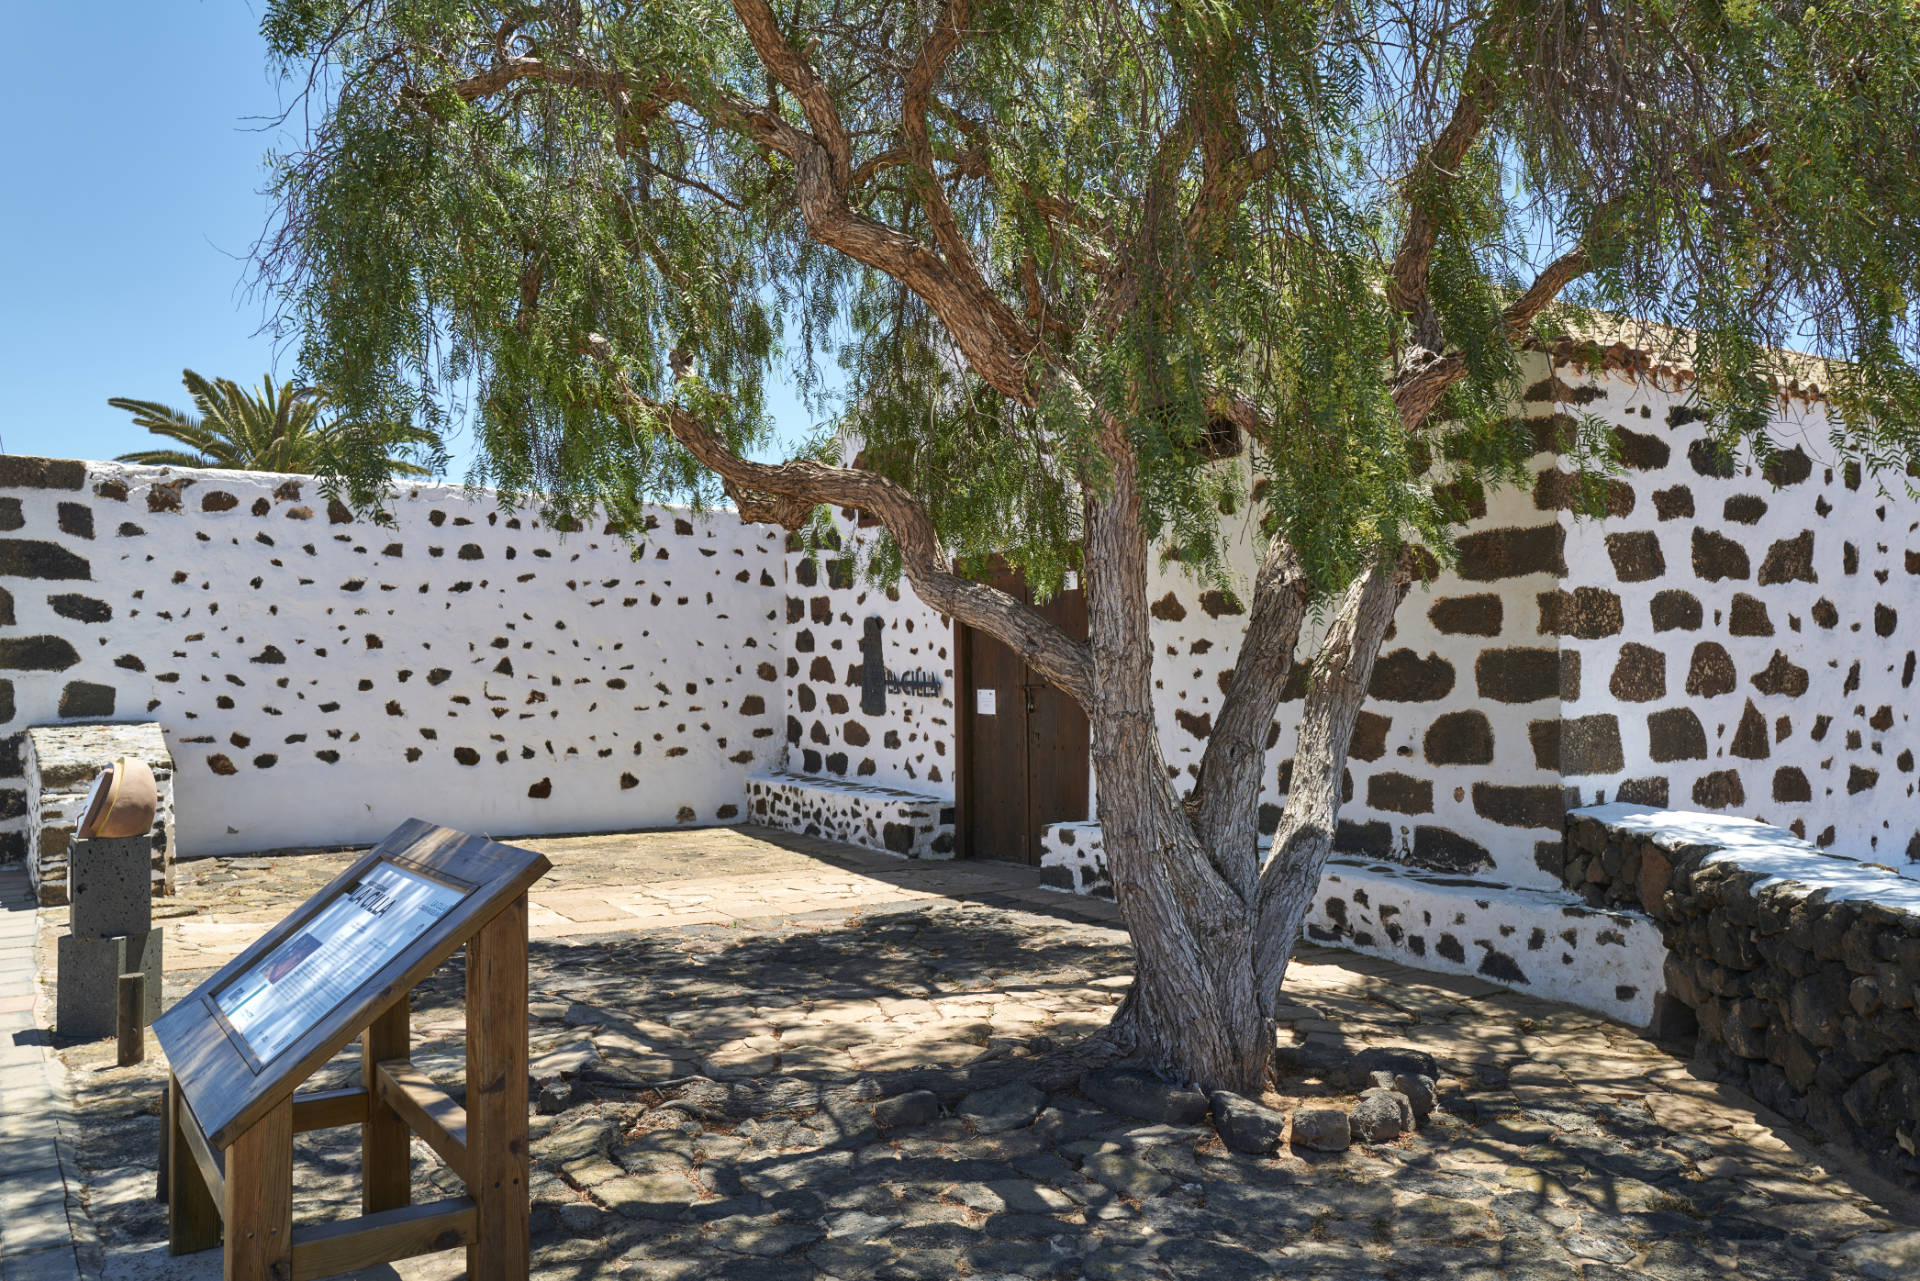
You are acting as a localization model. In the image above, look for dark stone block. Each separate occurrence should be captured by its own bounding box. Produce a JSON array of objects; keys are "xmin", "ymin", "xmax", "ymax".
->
[
  {"xmin": 1427, "ymin": 593, "xmax": 1502, "ymax": 636},
  {"xmin": 1537, "ymin": 587, "xmax": 1623, "ymax": 638},
  {"xmin": 1348, "ymin": 711, "xmax": 1390, "ymax": 762},
  {"xmin": 1685, "ymin": 642, "xmax": 1737, "ymax": 697},
  {"xmin": 1368, "ymin": 649, "xmax": 1454, "ymax": 702},
  {"xmin": 1762, "ymin": 445, "xmax": 1812, "ymax": 486},
  {"xmin": 1750, "ymin": 650, "xmax": 1809, "ymax": 697},
  {"xmin": 0, "ymin": 680, "xmax": 12, "ymax": 725},
  {"xmin": 1650, "ymin": 589, "xmax": 1702, "ymax": 632},
  {"xmin": 57, "ymin": 682, "xmax": 115, "ymax": 718},
  {"xmin": 48, "ymin": 593, "xmax": 111, "ymax": 623},
  {"xmin": 1366, "ymin": 772, "xmax": 1432, "ymax": 815},
  {"xmin": 1149, "ymin": 591, "xmax": 1186, "ymax": 621},
  {"xmin": 1080, "ymin": 1067, "xmax": 1208, "ymax": 1125},
  {"xmin": 1687, "ymin": 438, "xmax": 1737, "ymax": 478},
  {"xmin": 1533, "ymin": 470, "xmax": 1634, "ymax": 517},
  {"xmin": 1847, "ymin": 765, "xmax": 1879, "ymax": 795},
  {"xmin": 1728, "ymin": 594, "xmax": 1773, "ymax": 637},
  {"xmin": 1612, "ymin": 425, "xmax": 1670, "ymax": 470},
  {"xmin": 1424, "ymin": 710, "xmax": 1493, "ymax": 765},
  {"xmin": 1334, "ymin": 819, "xmax": 1392, "ymax": 857},
  {"xmin": 1474, "ymin": 648, "xmax": 1561, "ymax": 704},
  {"xmin": 1723, "ymin": 495, "xmax": 1768, "ymax": 525},
  {"xmin": 1757, "ymin": 531, "xmax": 1817, "ymax": 585},
  {"xmin": 1471, "ymin": 783, "xmax": 1564, "ymax": 829},
  {"xmin": 1614, "ymin": 776, "xmax": 1668, "ymax": 807},
  {"xmin": 0, "ymin": 539, "xmax": 91, "ymax": 580},
  {"xmin": 0, "ymin": 635, "xmax": 80, "ymax": 671},
  {"xmin": 1455, "ymin": 524, "xmax": 1566, "ymax": 581},
  {"xmin": 1691, "ymin": 769, "xmax": 1745, "ymax": 810},
  {"xmin": 0, "ymin": 587, "xmax": 11, "ymax": 627},
  {"xmin": 1875, "ymin": 604, "xmax": 1898, "ymax": 637},
  {"xmin": 1730, "ymin": 700, "xmax": 1770, "ymax": 760},
  {"xmin": 1652, "ymin": 485, "xmax": 1695, "ymax": 520},
  {"xmin": 1605, "ymin": 531, "xmax": 1665, "ymax": 583},
  {"xmin": 1409, "ymin": 826, "xmax": 1493, "ymax": 874},
  {"xmin": 1647, "ymin": 708, "xmax": 1708, "ymax": 762},
  {"xmin": 0, "ymin": 497, "xmax": 21, "ymax": 531},
  {"xmin": 56, "ymin": 502, "xmax": 93, "ymax": 539},
  {"xmin": 1530, "ymin": 714, "xmax": 1623, "ymax": 776},
  {"xmin": 0, "ymin": 456, "xmax": 85, "ymax": 489},
  {"xmin": 1610, "ymin": 643, "xmax": 1666, "ymax": 703},
  {"xmin": 1692, "ymin": 528, "xmax": 1750, "ymax": 581}
]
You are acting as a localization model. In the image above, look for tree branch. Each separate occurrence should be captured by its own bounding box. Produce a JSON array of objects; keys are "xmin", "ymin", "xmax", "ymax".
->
[
  {"xmin": 1186, "ymin": 531, "xmax": 1308, "ymax": 900},
  {"xmin": 1252, "ymin": 557, "xmax": 1411, "ymax": 1011},
  {"xmin": 584, "ymin": 335, "xmax": 1094, "ymax": 706}
]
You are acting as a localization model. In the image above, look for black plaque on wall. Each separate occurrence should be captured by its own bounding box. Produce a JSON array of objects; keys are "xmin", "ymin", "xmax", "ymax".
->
[{"xmin": 859, "ymin": 617, "xmax": 887, "ymax": 716}]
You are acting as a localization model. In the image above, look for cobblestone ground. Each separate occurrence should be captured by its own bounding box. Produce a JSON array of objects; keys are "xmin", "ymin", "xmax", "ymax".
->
[{"xmin": 35, "ymin": 826, "xmax": 1920, "ymax": 1280}]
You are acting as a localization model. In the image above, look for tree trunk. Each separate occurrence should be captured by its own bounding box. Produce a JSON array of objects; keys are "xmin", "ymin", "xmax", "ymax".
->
[{"xmin": 1080, "ymin": 421, "xmax": 1271, "ymax": 1093}]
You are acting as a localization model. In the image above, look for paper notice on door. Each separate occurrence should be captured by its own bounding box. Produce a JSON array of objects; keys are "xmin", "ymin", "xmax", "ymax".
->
[{"xmin": 976, "ymin": 688, "xmax": 997, "ymax": 715}]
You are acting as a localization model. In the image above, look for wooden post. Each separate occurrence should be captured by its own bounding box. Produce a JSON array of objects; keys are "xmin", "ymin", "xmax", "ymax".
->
[
  {"xmin": 361, "ymin": 993, "xmax": 411, "ymax": 1215},
  {"xmin": 118, "ymin": 973, "xmax": 146, "ymax": 1067},
  {"xmin": 465, "ymin": 894, "xmax": 529, "ymax": 1281},
  {"xmin": 167, "ymin": 1075, "xmax": 221, "ymax": 1254},
  {"xmin": 222, "ymin": 1096, "xmax": 293, "ymax": 1281}
]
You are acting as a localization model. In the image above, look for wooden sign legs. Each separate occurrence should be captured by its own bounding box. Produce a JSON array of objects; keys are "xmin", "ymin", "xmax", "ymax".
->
[
  {"xmin": 164, "ymin": 893, "xmax": 532, "ymax": 1281},
  {"xmin": 466, "ymin": 893, "xmax": 531, "ymax": 1280}
]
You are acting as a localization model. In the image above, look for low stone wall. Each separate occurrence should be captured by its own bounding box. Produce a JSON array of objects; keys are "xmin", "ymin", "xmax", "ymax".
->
[
  {"xmin": 746, "ymin": 772, "xmax": 954, "ymax": 859},
  {"xmin": 1564, "ymin": 803, "xmax": 1920, "ymax": 1183},
  {"xmin": 25, "ymin": 721, "xmax": 175, "ymax": 906}
]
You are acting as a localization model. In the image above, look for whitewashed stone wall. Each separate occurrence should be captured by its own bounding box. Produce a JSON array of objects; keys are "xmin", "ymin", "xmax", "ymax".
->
[{"xmin": 0, "ymin": 459, "xmax": 784, "ymax": 865}]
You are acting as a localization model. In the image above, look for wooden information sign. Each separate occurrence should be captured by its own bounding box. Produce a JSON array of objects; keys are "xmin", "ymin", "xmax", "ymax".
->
[{"xmin": 153, "ymin": 819, "xmax": 551, "ymax": 1281}]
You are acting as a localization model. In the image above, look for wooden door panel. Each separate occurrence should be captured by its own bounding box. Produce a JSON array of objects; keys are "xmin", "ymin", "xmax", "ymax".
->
[
  {"xmin": 962, "ymin": 608, "xmax": 1029, "ymax": 862},
  {"xmin": 1024, "ymin": 581, "xmax": 1090, "ymax": 860}
]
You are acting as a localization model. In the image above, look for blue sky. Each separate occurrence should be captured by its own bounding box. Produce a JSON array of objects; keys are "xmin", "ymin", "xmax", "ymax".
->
[{"xmin": 0, "ymin": 2, "xmax": 820, "ymax": 477}]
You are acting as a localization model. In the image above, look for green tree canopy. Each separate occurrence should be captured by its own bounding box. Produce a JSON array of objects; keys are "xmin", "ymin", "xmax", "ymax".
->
[
  {"xmin": 261, "ymin": 0, "xmax": 1920, "ymax": 1090},
  {"xmin": 112, "ymin": 369, "xmax": 442, "ymax": 479}
]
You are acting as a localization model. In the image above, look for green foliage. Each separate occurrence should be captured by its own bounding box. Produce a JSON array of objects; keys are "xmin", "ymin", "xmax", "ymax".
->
[
  {"xmin": 260, "ymin": 0, "xmax": 1920, "ymax": 595},
  {"xmin": 110, "ymin": 370, "xmax": 440, "ymax": 485}
]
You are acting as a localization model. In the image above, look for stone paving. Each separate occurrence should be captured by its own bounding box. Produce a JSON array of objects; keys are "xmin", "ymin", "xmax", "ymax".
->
[
  {"xmin": 1, "ymin": 861, "xmax": 81, "ymax": 1281},
  {"xmin": 16, "ymin": 825, "xmax": 1920, "ymax": 1280}
]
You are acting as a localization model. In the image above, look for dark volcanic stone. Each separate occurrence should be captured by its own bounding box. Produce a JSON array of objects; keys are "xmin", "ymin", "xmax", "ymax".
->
[
  {"xmin": 1208, "ymin": 1091, "xmax": 1287, "ymax": 1156},
  {"xmin": 1649, "ymin": 589, "xmax": 1702, "ymax": 632},
  {"xmin": 1610, "ymin": 644, "xmax": 1667, "ymax": 702},
  {"xmin": 1367, "ymin": 771, "xmax": 1432, "ymax": 815},
  {"xmin": 1729, "ymin": 700, "xmax": 1770, "ymax": 760},
  {"xmin": 1653, "ymin": 485, "xmax": 1695, "ymax": 520},
  {"xmin": 1647, "ymin": 708, "xmax": 1708, "ymax": 762},
  {"xmin": 1368, "ymin": 649, "xmax": 1454, "ymax": 702},
  {"xmin": 1080, "ymin": 1068, "xmax": 1208, "ymax": 1126},
  {"xmin": 1729, "ymin": 594, "xmax": 1773, "ymax": 637},
  {"xmin": 1273, "ymin": 1039, "xmax": 1353, "ymax": 1080},
  {"xmin": 1428, "ymin": 593, "xmax": 1502, "ymax": 636},
  {"xmin": 1529, "ymin": 714, "xmax": 1624, "ymax": 776},
  {"xmin": 1334, "ymin": 819, "xmax": 1391, "ymax": 857},
  {"xmin": 1537, "ymin": 587, "xmax": 1624, "ymax": 638},
  {"xmin": 0, "ymin": 540, "xmax": 91, "ymax": 580},
  {"xmin": 1348, "ymin": 711, "xmax": 1390, "ymax": 762},
  {"xmin": 1474, "ymin": 648, "xmax": 1562, "ymax": 703},
  {"xmin": 1288, "ymin": 1107, "xmax": 1351, "ymax": 1152},
  {"xmin": 0, "ymin": 635, "xmax": 82, "ymax": 671},
  {"xmin": 1472, "ymin": 783, "xmax": 1564, "ymax": 829},
  {"xmin": 1423, "ymin": 710, "xmax": 1493, "ymax": 765},
  {"xmin": 1688, "ymin": 438, "xmax": 1738, "ymax": 478},
  {"xmin": 1410, "ymin": 827, "xmax": 1492, "ymax": 874},
  {"xmin": 0, "ymin": 456, "xmax": 85, "ymax": 489},
  {"xmin": 1691, "ymin": 769, "xmax": 1745, "ymax": 810},
  {"xmin": 958, "ymin": 1082, "xmax": 1045, "ymax": 1132},
  {"xmin": 1757, "ymin": 530, "xmax": 1817, "ymax": 585},
  {"xmin": 875, "ymin": 1090, "xmax": 940, "ymax": 1129},
  {"xmin": 1750, "ymin": 651, "xmax": 1809, "ymax": 697},
  {"xmin": 1723, "ymin": 494, "xmax": 1768, "ymax": 525},
  {"xmin": 1613, "ymin": 425, "xmax": 1671, "ymax": 470},
  {"xmin": 1348, "ymin": 1090, "xmax": 1413, "ymax": 1143},
  {"xmin": 1685, "ymin": 643, "xmax": 1737, "ymax": 697},
  {"xmin": 1692, "ymin": 528, "xmax": 1751, "ymax": 581},
  {"xmin": 1772, "ymin": 766, "xmax": 1812, "ymax": 803},
  {"xmin": 1605, "ymin": 531, "xmax": 1666, "ymax": 582},
  {"xmin": 1455, "ymin": 524, "xmax": 1567, "ymax": 581},
  {"xmin": 58, "ymin": 682, "xmax": 115, "ymax": 718}
]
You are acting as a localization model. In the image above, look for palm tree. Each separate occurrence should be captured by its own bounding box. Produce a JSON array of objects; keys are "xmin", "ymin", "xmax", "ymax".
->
[{"xmin": 110, "ymin": 370, "xmax": 438, "ymax": 477}]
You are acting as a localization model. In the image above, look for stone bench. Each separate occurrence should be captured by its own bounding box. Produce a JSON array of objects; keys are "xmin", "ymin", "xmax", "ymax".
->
[
  {"xmin": 25, "ymin": 721, "xmax": 175, "ymax": 906},
  {"xmin": 1565, "ymin": 802, "xmax": 1920, "ymax": 1184},
  {"xmin": 745, "ymin": 771, "xmax": 954, "ymax": 859}
]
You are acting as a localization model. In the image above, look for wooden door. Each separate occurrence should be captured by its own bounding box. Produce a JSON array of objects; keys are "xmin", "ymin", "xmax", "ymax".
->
[{"xmin": 957, "ymin": 565, "xmax": 1090, "ymax": 864}]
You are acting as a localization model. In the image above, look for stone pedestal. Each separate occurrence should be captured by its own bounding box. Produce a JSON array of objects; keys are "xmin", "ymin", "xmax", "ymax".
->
[
  {"xmin": 24, "ymin": 722, "xmax": 174, "ymax": 906},
  {"xmin": 56, "ymin": 929, "xmax": 161, "ymax": 1038}
]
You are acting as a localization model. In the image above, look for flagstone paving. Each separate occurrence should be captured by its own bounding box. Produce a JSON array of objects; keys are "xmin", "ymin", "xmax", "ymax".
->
[{"xmin": 20, "ymin": 825, "xmax": 1920, "ymax": 1280}]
